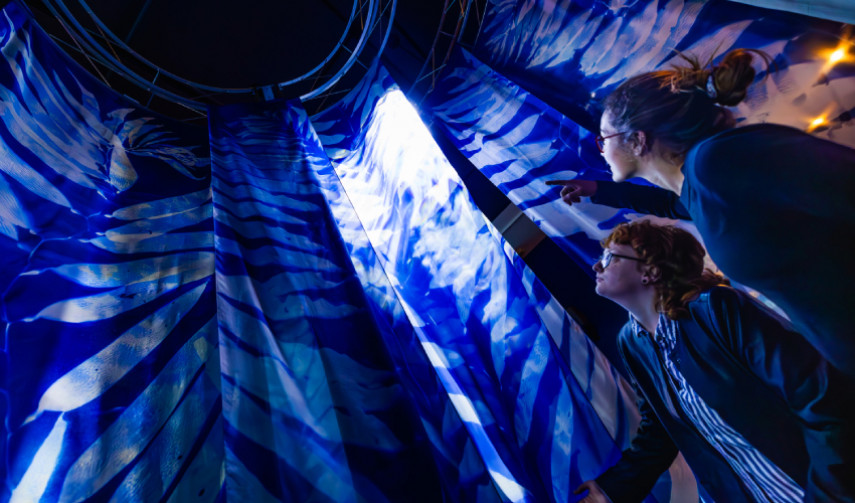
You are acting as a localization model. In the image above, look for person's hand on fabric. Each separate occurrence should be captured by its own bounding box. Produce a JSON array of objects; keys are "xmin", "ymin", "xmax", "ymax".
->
[
  {"xmin": 573, "ymin": 480, "xmax": 612, "ymax": 503},
  {"xmin": 546, "ymin": 179, "xmax": 598, "ymax": 205}
]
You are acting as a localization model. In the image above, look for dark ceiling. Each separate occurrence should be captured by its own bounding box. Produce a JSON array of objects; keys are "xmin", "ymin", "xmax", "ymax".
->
[
  {"xmin": 84, "ymin": 0, "xmax": 358, "ymax": 88},
  {"xmin": 22, "ymin": 0, "xmax": 484, "ymax": 122}
]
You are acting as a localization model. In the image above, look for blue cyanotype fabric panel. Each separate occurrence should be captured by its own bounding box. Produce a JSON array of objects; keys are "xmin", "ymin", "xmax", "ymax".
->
[
  {"xmin": 209, "ymin": 98, "xmax": 448, "ymax": 503},
  {"xmin": 476, "ymin": 0, "xmax": 855, "ymax": 147},
  {"xmin": 312, "ymin": 62, "xmax": 630, "ymax": 503},
  {"xmin": 309, "ymin": 112, "xmax": 505, "ymax": 503},
  {"xmin": 428, "ymin": 44, "xmax": 639, "ymax": 460},
  {"xmin": 426, "ymin": 48, "xmax": 702, "ymax": 500},
  {"xmin": 0, "ymin": 2, "xmax": 221, "ymax": 502},
  {"xmin": 428, "ymin": 48, "xmax": 658, "ymax": 270}
]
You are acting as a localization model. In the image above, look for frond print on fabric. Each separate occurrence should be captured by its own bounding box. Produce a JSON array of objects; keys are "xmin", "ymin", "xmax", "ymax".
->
[
  {"xmin": 477, "ymin": 0, "xmax": 855, "ymax": 146},
  {"xmin": 210, "ymin": 98, "xmax": 449, "ymax": 503},
  {"xmin": 0, "ymin": 2, "xmax": 219, "ymax": 502},
  {"xmin": 0, "ymin": 0, "xmax": 712, "ymax": 500},
  {"xmin": 311, "ymin": 62, "xmax": 641, "ymax": 503},
  {"xmin": 428, "ymin": 48, "xmax": 688, "ymax": 270},
  {"xmin": 310, "ymin": 104, "xmax": 507, "ymax": 503}
]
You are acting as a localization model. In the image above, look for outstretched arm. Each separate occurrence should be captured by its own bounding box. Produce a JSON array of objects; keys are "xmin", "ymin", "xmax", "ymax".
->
[
  {"xmin": 593, "ymin": 181, "xmax": 691, "ymax": 220},
  {"xmin": 547, "ymin": 179, "xmax": 691, "ymax": 220},
  {"xmin": 546, "ymin": 179, "xmax": 598, "ymax": 205}
]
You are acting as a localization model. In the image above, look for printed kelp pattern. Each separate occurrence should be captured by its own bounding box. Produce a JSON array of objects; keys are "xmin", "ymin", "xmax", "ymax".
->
[
  {"xmin": 309, "ymin": 103, "xmax": 508, "ymax": 503},
  {"xmin": 477, "ymin": 0, "xmax": 855, "ymax": 147},
  {"xmin": 209, "ymin": 98, "xmax": 447, "ymax": 503},
  {"xmin": 0, "ymin": 0, "xmax": 685, "ymax": 500},
  {"xmin": 310, "ymin": 62, "xmax": 648, "ymax": 503},
  {"xmin": 428, "ymin": 48, "xmax": 688, "ymax": 270},
  {"xmin": 0, "ymin": 2, "xmax": 221, "ymax": 502}
]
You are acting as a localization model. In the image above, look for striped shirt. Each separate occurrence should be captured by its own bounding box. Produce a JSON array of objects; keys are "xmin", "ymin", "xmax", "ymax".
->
[{"xmin": 631, "ymin": 314, "xmax": 804, "ymax": 503}]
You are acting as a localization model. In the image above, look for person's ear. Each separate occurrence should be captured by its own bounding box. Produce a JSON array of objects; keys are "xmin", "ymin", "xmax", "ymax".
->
[
  {"xmin": 629, "ymin": 131, "xmax": 648, "ymax": 156},
  {"xmin": 641, "ymin": 264, "xmax": 661, "ymax": 285}
]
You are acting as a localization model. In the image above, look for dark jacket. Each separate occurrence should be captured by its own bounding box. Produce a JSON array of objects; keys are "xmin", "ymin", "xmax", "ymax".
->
[
  {"xmin": 595, "ymin": 286, "xmax": 853, "ymax": 503},
  {"xmin": 591, "ymin": 124, "xmax": 855, "ymax": 378}
]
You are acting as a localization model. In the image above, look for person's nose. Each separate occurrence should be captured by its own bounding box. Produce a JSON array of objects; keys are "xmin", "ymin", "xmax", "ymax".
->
[{"xmin": 592, "ymin": 261, "xmax": 603, "ymax": 273}]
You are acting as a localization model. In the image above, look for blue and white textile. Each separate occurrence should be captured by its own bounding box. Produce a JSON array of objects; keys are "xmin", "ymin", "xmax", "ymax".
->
[
  {"xmin": 428, "ymin": 48, "xmax": 642, "ymax": 271},
  {"xmin": 0, "ymin": 3, "xmax": 220, "ymax": 502},
  {"xmin": 0, "ymin": 1, "xmax": 649, "ymax": 501},
  {"xmin": 308, "ymin": 64, "xmax": 628, "ymax": 503},
  {"xmin": 474, "ymin": 0, "xmax": 855, "ymax": 147}
]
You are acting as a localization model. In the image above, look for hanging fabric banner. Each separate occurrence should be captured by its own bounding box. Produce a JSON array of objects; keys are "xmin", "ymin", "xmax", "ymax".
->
[
  {"xmin": 474, "ymin": 0, "xmax": 855, "ymax": 146},
  {"xmin": 310, "ymin": 62, "xmax": 650, "ymax": 502},
  {"xmin": 426, "ymin": 48, "xmax": 699, "ymax": 502},
  {"xmin": 0, "ymin": 2, "xmax": 221, "ymax": 501},
  {"xmin": 428, "ymin": 48, "xmax": 664, "ymax": 271},
  {"xmin": 209, "ymin": 97, "xmax": 452, "ymax": 503},
  {"xmin": 0, "ymin": 0, "xmax": 703, "ymax": 500},
  {"xmin": 307, "ymin": 105, "xmax": 508, "ymax": 503}
]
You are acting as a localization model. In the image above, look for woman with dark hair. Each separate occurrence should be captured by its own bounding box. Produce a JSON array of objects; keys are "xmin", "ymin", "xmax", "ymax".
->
[
  {"xmin": 548, "ymin": 49, "xmax": 855, "ymax": 378},
  {"xmin": 576, "ymin": 220, "xmax": 852, "ymax": 503}
]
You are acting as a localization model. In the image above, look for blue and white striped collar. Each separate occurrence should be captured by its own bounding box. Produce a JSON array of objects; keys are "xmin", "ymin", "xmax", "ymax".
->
[{"xmin": 630, "ymin": 313, "xmax": 679, "ymax": 351}]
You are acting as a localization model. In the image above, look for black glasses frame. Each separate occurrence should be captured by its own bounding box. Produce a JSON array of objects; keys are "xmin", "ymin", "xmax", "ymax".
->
[{"xmin": 599, "ymin": 249, "xmax": 645, "ymax": 269}]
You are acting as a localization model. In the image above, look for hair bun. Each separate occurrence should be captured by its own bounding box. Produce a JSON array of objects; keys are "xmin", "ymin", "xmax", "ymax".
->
[{"xmin": 711, "ymin": 49, "xmax": 758, "ymax": 106}]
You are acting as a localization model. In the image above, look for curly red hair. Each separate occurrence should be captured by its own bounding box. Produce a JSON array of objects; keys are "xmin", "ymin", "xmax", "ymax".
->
[{"xmin": 602, "ymin": 221, "xmax": 728, "ymax": 319}]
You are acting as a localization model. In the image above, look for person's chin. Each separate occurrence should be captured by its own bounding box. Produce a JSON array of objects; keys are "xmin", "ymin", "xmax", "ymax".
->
[
  {"xmin": 595, "ymin": 284, "xmax": 620, "ymax": 302},
  {"xmin": 610, "ymin": 170, "xmax": 629, "ymax": 183}
]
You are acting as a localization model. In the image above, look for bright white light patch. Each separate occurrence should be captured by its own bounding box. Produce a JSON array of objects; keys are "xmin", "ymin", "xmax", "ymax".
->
[
  {"xmin": 420, "ymin": 342, "xmax": 450, "ymax": 369},
  {"xmin": 448, "ymin": 393, "xmax": 481, "ymax": 425},
  {"xmin": 489, "ymin": 469, "xmax": 528, "ymax": 502},
  {"xmin": 11, "ymin": 418, "xmax": 67, "ymax": 502}
]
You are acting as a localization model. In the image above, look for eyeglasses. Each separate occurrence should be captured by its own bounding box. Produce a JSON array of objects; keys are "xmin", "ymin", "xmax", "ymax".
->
[
  {"xmin": 595, "ymin": 132, "xmax": 628, "ymax": 153},
  {"xmin": 598, "ymin": 249, "xmax": 645, "ymax": 269}
]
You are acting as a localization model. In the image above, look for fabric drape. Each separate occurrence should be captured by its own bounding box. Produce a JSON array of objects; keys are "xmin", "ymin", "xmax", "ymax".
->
[{"xmin": 0, "ymin": 2, "xmax": 644, "ymax": 501}]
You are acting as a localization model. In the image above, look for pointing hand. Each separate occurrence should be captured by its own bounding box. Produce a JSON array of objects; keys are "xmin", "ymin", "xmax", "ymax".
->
[{"xmin": 545, "ymin": 179, "xmax": 598, "ymax": 206}]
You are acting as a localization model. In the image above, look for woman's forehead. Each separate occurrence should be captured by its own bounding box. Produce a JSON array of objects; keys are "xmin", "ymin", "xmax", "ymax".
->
[
  {"xmin": 605, "ymin": 242, "xmax": 635, "ymax": 254},
  {"xmin": 599, "ymin": 111, "xmax": 618, "ymax": 132}
]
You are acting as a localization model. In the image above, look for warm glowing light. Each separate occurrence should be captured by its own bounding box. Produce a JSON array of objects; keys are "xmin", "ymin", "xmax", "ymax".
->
[
  {"xmin": 819, "ymin": 41, "xmax": 852, "ymax": 71},
  {"xmin": 806, "ymin": 108, "xmax": 835, "ymax": 132}
]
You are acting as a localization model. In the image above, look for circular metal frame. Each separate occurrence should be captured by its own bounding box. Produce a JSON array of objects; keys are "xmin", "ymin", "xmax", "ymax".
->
[
  {"xmin": 25, "ymin": 0, "xmax": 397, "ymax": 113},
  {"xmin": 21, "ymin": 0, "xmax": 483, "ymax": 119}
]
